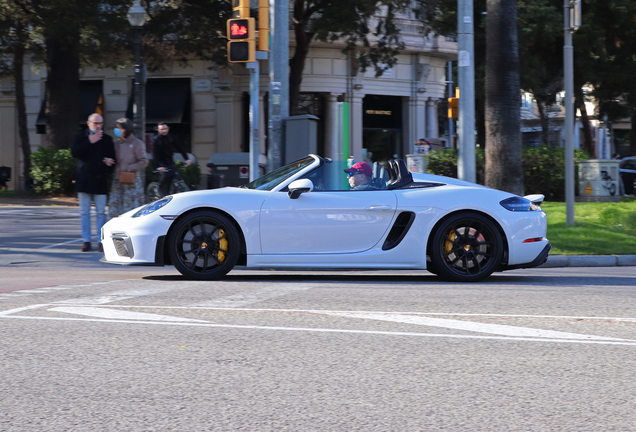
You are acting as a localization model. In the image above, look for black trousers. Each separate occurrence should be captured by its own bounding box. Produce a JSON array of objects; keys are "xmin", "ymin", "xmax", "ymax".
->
[{"xmin": 159, "ymin": 166, "xmax": 177, "ymax": 197}]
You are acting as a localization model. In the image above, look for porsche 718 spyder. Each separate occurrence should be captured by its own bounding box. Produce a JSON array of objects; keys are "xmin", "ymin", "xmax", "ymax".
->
[{"xmin": 101, "ymin": 155, "xmax": 551, "ymax": 282}]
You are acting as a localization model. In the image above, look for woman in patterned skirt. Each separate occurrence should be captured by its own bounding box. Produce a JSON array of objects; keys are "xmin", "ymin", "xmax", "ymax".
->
[{"xmin": 108, "ymin": 118, "xmax": 148, "ymax": 218}]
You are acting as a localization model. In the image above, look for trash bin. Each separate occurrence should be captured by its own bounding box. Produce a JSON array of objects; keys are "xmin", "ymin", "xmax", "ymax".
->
[
  {"xmin": 406, "ymin": 154, "xmax": 427, "ymax": 173},
  {"xmin": 578, "ymin": 159, "xmax": 621, "ymax": 202},
  {"xmin": 207, "ymin": 152, "xmax": 267, "ymax": 189}
]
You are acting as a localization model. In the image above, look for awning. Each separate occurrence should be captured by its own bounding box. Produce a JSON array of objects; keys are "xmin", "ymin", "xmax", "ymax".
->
[
  {"xmin": 36, "ymin": 80, "xmax": 103, "ymax": 134},
  {"xmin": 126, "ymin": 78, "xmax": 191, "ymax": 125}
]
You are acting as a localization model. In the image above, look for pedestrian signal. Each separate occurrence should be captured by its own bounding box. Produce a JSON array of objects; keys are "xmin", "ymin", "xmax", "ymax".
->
[
  {"xmin": 448, "ymin": 88, "xmax": 459, "ymax": 119},
  {"xmin": 227, "ymin": 18, "xmax": 255, "ymax": 63}
]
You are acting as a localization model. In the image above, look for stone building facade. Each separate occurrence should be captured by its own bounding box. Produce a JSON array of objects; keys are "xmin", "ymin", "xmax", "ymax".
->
[{"xmin": 0, "ymin": 25, "xmax": 456, "ymax": 190}]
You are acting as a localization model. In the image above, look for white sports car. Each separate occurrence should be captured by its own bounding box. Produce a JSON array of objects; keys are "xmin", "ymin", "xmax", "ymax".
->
[{"xmin": 102, "ymin": 155, "xmax": 550, "ymax": 282}]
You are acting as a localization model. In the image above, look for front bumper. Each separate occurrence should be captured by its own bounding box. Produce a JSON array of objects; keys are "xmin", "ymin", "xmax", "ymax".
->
[{"xmin": 101, "ymin": 213, "xmax": 172, "ymax": 266}]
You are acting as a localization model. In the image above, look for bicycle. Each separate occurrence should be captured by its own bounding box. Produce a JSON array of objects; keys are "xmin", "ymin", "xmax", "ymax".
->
[{"xmin": 147, "ymin": 168, "xmax": 190, "ymax": 202}]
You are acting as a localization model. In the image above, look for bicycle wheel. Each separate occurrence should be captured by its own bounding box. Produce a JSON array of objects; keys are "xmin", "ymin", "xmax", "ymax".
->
[{"xmin": 147, "ymin": 182, "xmax": 162, "ymax": 202}]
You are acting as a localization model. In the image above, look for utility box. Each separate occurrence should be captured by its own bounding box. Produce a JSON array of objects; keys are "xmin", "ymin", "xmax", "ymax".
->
[
  {"xmin": 285, "ymin": 115, "xmax": 319, "ymax": 163},
  {"xmin": 406, "ymin": 154, "xmax": 428, "ymax": 173},
  {"xmin": 578, "ymin": 159, "xmax": 621, "ymax": 202},
  {"xmin": 207, "ymin": 152, "xmax": 267, "ymax": 189}
]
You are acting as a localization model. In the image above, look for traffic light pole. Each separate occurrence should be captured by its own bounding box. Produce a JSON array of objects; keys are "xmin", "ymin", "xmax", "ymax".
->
[
  {"xmin": 247, "ymin": 52, "xmax": 268, "ymax": 182},
  {"xmin": 457, "ymin": 0, "xmax": 476, "ymax": 183},
  {"xmin": 267, "ymin": 0, "xmax": 289, "ymax": 171},
  {"xmin": 564, "ymin": 0, "xmax": 575, "ymax": 226}
]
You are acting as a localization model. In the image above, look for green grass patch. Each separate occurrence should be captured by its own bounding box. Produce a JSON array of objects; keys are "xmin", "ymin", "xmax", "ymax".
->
[{"xmin": 542, "ymin": 199, "xmax": 636, "ymax": 255}]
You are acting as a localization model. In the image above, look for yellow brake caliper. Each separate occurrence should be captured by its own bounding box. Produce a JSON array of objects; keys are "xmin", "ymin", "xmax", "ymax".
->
[
  {"xmin": 217, "ymin": 229, "xmax": 227, "ymax": 262},
  {"xmin": 445, "ymin": 230, "xmax": 457, "ymax": 254}
]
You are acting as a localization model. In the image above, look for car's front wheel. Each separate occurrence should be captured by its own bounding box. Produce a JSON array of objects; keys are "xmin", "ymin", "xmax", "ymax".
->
[
  {"xmin": 168, "ymin": 211, "xmax": 240, "ymax": 280},
  {"xmin": 429, "ymin": 212, "xmax": 503, "ymax": 282}
]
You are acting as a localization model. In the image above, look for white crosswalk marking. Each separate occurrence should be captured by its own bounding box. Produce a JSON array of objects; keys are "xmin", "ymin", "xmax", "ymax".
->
[
  {"xmin": 321, "ymin": 312, "xmax": 631, "ymax": 342},
  {"xmin": 195, "ymin": 284, "xmax": 314, "ymax": 307},
  {"xmin": 53, "ymin": 287, "xmax": 180, "ymax": 305},
  {"xmin": 49, "ymin": 306, "xmax": 209, "ymax": 322}
]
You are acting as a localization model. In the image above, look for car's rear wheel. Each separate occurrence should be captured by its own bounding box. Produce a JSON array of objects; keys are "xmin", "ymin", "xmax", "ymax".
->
[
  {"xmin": 430, "ymin": 212, "xmax": 503, "ymax": 282},
  {"xmin": 168, "ymin": 211, "xmax": 239, "ymax": 280}
]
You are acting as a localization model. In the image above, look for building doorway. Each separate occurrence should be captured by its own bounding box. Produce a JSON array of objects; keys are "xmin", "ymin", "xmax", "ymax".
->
[{"xmin": 363, "ymin": 95, "xmax": 403, "ymax": 163}]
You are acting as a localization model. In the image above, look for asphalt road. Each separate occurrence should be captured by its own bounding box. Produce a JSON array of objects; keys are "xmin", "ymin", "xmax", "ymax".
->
[{"xmin": 1, "ymin": 206, "xmax": 635, "ymax": 431}]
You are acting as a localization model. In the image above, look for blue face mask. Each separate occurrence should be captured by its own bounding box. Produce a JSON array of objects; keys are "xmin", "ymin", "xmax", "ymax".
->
[
  {"xmin": 90, "ymin": 129, "xmax": 96, "ymax": 134},
  {"xmin": 113, "ymin": 128, "xmax": 122, "ymax": 138}
]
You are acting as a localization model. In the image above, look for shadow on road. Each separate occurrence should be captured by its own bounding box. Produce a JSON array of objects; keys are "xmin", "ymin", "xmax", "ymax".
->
[{"xmin": 142, "ymin": 272, "xmax": 636, "ymax": 287}]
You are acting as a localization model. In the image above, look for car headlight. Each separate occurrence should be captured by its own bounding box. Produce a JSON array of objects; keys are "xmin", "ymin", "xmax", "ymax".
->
[
  {"xmin": 132, "ymin": 197, "xmax": 173, "ymax": 218},
  {"xmin": 500, "ymin": 196, "xmax": 540, "ymax": 211}
]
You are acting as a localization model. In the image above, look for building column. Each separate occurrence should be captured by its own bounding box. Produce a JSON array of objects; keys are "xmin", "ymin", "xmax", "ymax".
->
[
  {"xmin": 408, "ymin": 97, "xmax": 426, "ymax": 154},
  {"xmin": 0, "ymin": 85, "xmax": 17, "ymax": 190},
  {"xmin": 215, "ymin": 92, "xmax": 243, "ymax": 153},
  {"xmin": 324, "ymin": 94, "xmax": 339, "ymax": 160},
  {"xmin": 349, "ymin": 94, "xmax": 364, "ymax": 161},
  {"xmin": 426, "ymin": 98, "xmax": 439, "ymax": 139}
]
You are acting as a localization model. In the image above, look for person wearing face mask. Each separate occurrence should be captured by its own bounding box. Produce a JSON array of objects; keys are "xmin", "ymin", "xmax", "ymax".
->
[
  {"xmin": 71, "ymin": 113, "xmax": 116, "ymax": 252},
  {"xmin": 108, "ymin": 117, "xmax": 148, "ymax": 218}
]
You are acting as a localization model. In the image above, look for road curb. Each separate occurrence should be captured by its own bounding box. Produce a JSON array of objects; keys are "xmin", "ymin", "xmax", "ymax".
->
[{"xmin": 540, "ymin": 255, "xmax": 636, "ymax": 268}]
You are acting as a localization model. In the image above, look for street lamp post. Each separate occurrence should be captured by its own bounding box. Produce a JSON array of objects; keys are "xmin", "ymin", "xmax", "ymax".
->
[{"xmin": 128, "ymin": 0, "xmax": 147, "ymax": 141}]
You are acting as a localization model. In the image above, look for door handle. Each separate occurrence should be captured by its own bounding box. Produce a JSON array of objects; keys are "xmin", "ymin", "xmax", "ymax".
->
[{"xmin": 365, "ymin": 205, "xmax": 392, "ymax": 211}]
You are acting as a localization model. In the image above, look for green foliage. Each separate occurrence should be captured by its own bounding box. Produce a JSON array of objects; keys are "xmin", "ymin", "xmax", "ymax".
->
[
  {"xmin": 522, "ymin": 146, "xmax": 590, "ymax": 200},
  {"xmin": 427, "ymin": 148, "xmax": 486, "ymax": 185},
  {"xmin": 30, "ymin": 147, "xmax": 76, "ymax": 195},
  {"xmin": 176, "ymin": 162, "xmax": 201, "ymax": 191},
  {"xmin": 426, "ymin": 146, "xmax": 591, "ymax": 200}
]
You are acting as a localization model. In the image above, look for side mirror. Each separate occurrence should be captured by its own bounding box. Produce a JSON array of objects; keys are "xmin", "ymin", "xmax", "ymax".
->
[{"xmin": 288, "ymin": 178, "xmax": 313, "ymax": 199}]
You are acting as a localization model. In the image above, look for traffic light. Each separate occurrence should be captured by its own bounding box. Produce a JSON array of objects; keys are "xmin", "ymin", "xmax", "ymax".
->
[
  {"xmin": 448, "ymin": 88, "xmax": 459, "ymax": 119},
  {"xmin": 232, "ymin": 0, "xmax": 249, "ymax": 18},
  {"xmin": 227, "ymin": 18, "xmax": 255, "ymax": 63}
]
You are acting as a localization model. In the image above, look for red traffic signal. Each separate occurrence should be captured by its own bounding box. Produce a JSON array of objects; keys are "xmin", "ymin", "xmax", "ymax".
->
[{"xmin": 227, "ymin": 18, "xmax": 254, "ymax": 40}]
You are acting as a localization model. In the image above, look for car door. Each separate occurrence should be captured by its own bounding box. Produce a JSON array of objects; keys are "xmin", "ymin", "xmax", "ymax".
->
[{"xmin": 259, "ymin": 190, "xmax": 397, "ymax": 254}]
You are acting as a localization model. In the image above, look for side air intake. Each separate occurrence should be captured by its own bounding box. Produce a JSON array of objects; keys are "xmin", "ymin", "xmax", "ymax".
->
[{"xmin": 382, "ymin": 212, "xmax": 415, "ymax": 250}]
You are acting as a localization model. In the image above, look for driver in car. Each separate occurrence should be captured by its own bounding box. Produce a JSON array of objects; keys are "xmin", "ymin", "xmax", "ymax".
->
[{"xmin": 344, "ymin": 162, "xmax": 378, "ymax": 191}]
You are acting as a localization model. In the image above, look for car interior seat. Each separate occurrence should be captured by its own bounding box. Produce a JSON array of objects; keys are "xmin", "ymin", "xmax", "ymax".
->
[
  {"xmin": 372, "ymin": 162, "xmax": 390, "ymax": 189},
  {"xmin": 387, "ymin": 159, "xmax": 414, "ymax": 190}
]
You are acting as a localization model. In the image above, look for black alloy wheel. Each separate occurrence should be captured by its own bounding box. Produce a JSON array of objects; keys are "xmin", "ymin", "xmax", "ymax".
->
[
  {"xmin": 430, "ymin": 212, "xmax": 503, "ymax": 282},
  {"xmin": 168, "ymin": 211, "xmax": 240, "ymax": 280}
]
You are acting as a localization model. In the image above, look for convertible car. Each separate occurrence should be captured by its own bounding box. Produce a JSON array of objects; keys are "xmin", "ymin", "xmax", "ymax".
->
[{"xmin": 101, "ymin": 155, "xmax": 551, "ymax": 282}]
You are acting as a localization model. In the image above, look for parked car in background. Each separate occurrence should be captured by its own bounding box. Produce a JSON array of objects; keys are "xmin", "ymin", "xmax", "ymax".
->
[{"xmin": 619, "ymin": 157, "xmax": 636, "ymax": 195}]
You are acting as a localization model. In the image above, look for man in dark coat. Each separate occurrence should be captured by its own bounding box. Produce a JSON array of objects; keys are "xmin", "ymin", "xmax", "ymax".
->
[
  {"xmin": 153, "ymin": 123, "xmax": 191, "ymax": 197},
  {"xmin": 71, "ymin": 113, "xmax": 116, "ymax": 252}
]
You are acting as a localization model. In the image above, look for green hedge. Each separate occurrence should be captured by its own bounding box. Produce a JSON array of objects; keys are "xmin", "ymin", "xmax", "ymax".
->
[
  {"xmin": 31, "ymin": 147, "xmax": 203, "ymax": 197},
  {"xmin": 426, "ymin": 146, "xmax": 591, "ymax": 201},
  {"xmin": 30, "ymin": 148, "xmax": 76, "ymax": 195}
]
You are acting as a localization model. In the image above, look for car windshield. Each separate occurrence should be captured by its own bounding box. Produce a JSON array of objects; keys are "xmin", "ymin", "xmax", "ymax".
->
[{"xmin": 240, "ymin": 156, "xmax": 316, "ymax": 190}]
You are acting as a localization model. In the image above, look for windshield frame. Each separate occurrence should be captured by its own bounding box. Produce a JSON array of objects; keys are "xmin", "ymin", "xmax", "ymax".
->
[{"xmin": 239, "ymin": 155, "xmax": 321, "ymax": 191}]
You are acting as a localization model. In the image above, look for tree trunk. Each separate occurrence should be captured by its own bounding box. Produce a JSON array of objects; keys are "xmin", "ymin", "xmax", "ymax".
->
[
  {"xmin": 574, "ymin": 88, "xmax": 594, "ymax": 157},
  {"xmin": 630, "ymin": 111, "xmax": 636, "ymax": 157},
  {"xmin": 289, "ymin": 0, "xmax": 312, "ymax": 116},
  {"xmin": 13, "ymin": 22, "xmax": 31, "ymax": 189},
  {"xmin": 45, "ymin": 34, "xmax": 80, "ymax": 150},
  {"xmin": 484, "ymin": 0, "xmax": 524, "ymax": 195},
  {"xmin": 536, "ymin": 99, "xmax": 549, "ymax": 146}
]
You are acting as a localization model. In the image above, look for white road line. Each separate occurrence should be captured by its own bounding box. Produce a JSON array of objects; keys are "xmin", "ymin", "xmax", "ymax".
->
[
  {"xmin": 53, "ymin": 287, "xmax": 179, "ymax": 305},
  {"xmin": 321, "ymin": 312, "xmax": 629, "ymax": 342},
  {"xmin": 1, "ymin": 314, "xmax": 636, "ymax": 346},
  {"xmin": 49, "ymin": 307, "xmax": 209, "ymax": 323},
  {"xmin": 0, "ymin": 304, "xmax": 47, "ymax": 316},
  {"xmin": 39, "ymin": 239, "xmax": 83, "ymax": 249},
  {"xmin": 195, "ymin": 284, "xmax": 314, "ymax": 307}
]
